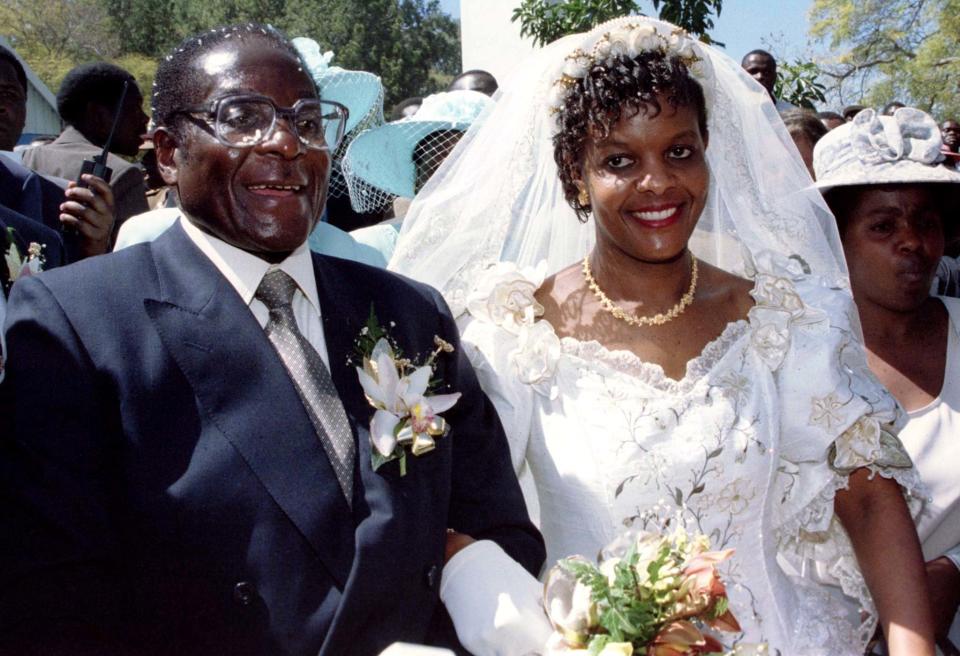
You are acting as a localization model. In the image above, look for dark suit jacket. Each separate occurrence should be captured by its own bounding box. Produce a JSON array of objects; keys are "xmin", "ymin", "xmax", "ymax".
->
[
  {"xmin": 0, "ymin": 222, "xmax": 543, "ymax": 655},
  {"xmin": 21, "ymin": 126, "xmax": 149, "ymax": 227},
  {"xmin": 0, "ymin": 203, "xmax": 65, "ymax": 291},
  {"xmin": 0, "ymin": 155, "xmax": 68, "ymax": 233}
]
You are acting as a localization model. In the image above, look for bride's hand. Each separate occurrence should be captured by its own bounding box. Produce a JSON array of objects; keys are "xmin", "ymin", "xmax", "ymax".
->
[{"xmin": 444, "ymin": 530, "xmax": 476, "ymax": 563}]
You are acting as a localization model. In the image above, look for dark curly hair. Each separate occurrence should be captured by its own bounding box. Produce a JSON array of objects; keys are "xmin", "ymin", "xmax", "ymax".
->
[
  {"xmin": 56, "ymin": 62, "xmax": 137, "ymax": 128},
  {"xmin": 152, "ymin": 23, "xmax": 309, "ymax": 134},
  {"xmin": 553, "ymin": 51, "xmax": 708, "ymax": 222}
]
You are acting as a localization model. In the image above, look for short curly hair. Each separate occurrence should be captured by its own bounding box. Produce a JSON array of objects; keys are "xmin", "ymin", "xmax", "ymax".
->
[
  {"xmin": 553, "ymin": 51, "xmax": 708, "ymax": 222},
  {"xmin": 152, "ymin": 23, "xmax": 309, "ymax": 133},
  {"xmin": 56, "ymin": 62, "xmax": 137, "ymax": 128}
]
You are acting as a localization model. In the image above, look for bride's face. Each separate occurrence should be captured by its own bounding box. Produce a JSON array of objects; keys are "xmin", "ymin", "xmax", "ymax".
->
[{"xmin": 577, "ymin": 97, "xmax": 709, "ymax": 263}]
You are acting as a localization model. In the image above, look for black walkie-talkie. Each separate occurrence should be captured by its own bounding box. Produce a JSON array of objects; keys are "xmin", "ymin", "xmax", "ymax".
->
[{"xmin": 77, "ymin": 80, "xmax": 129, "ymax": 188}]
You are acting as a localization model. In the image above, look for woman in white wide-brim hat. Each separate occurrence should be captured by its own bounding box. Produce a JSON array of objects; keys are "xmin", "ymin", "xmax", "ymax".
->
[
  {"xmin": 391, "ymin": 16, "xmax": 935, "ymax": 656},
  {"xmin": 816, "ymin": 107, "xmax": 960, "ymax": 653}
]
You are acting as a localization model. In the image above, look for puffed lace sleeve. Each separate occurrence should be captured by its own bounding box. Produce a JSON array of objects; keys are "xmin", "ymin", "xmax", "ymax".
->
[
  {"xmin": 760, "ymin": 273, "xmax": 925, "ymax": 643},
  {"xmin": 458, "ymin": 261, "xmax": 559, "ymax": 476}
]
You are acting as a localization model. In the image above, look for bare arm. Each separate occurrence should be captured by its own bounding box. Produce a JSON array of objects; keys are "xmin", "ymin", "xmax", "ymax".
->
[
  {"xmin": 834, "ymin": 468, "xmax": 935, "ymax": 656},
  {"xmin": 926, "ymin": 556, "xmax": 960, "ymax": 653}
]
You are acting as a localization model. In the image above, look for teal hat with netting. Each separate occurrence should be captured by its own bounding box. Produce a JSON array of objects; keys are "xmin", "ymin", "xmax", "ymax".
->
[
  {"xmin": 341, "ymin": 90, "xmax": 493, "ymax": 209},
  {"xmin": 292, "ymin": 37, "xmax": 385, "ymax": 199}
]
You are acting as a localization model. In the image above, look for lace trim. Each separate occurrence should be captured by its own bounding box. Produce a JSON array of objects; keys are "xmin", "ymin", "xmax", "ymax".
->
[
  {"xmin": 558, "ymin": 319, "xmax": 751, "ymax": 394},
  {"xmin": 776, "ymin": 464, "xmax": 925, "ymax": 650}
]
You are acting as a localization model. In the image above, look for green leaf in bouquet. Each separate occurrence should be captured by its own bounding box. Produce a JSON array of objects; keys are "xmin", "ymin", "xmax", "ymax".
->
[
  {"xmin": 564, "ymin": 559, "xmax": 607, "ymax": 594},
  {"xmin": 709, "ymin": 595, "xmax": 729, "ymax": 620},
  {"xmin": 587, "ymin": 634, "xmax": 612, "ymax": 655}
]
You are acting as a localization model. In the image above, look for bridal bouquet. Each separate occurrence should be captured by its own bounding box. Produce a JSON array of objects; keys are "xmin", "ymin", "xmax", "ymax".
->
[{"xmin": 543, "ymin": 529, "xmax": 743, "ymax": 656}]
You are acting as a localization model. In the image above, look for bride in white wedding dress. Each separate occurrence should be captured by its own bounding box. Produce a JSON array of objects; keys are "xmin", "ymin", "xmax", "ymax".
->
[{"xmin": 390, "ymin": 17, "xmax": 934, "ymax": 656}]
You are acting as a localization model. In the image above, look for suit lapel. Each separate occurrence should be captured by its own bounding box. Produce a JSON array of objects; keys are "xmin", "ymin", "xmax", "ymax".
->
[
  {"xmin": 142, "ymin": 225, "xmax": 356, "ymax": 587},
  {"xmin": 313, "ymin": 257, "xmax": 428, "ymax": 652}
]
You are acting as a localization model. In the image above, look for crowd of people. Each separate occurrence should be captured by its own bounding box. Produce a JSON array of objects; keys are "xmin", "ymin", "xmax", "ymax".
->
[{"xmin": 0, "ymin": 15, "xmax": 957, "ymax": 656}]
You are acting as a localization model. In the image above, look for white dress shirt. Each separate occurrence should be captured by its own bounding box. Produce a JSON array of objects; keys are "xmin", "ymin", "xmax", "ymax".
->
[{"xmin": 180, "ymin": 216, "xmax": 330, "ymax": 368}]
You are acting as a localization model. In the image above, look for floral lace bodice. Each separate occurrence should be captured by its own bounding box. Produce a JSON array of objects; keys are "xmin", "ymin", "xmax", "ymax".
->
[{"xmin": 460, "ymin": 260, "xmax": 924, "ymax": 656}]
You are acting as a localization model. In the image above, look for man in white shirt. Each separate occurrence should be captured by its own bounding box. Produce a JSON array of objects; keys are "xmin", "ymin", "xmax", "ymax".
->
[{"xmin": 0, "ymin": 23, "xmax": 543, "ymax": 655}]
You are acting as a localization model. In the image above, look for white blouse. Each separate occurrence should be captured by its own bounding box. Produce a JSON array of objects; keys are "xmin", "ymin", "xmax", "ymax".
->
[{"xmin": 900, "ymin": 297, "xmax": 960, "ymax": 564}]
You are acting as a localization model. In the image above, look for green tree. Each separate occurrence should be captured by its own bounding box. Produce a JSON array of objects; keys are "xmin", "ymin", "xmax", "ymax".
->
[
  {"xmin": 0, "ymin": 0, "xmax": 121, "ymax": 90},
  {"xmin": 810, "ymin": 0, "xmax": 960, "ymax": 119},
  {"xmin": 281, "ymin": 0, "xmax": 459, "ymax": 107},
  {"xmin": 511, "ymin": 0, "xmax": 723, "ymax": 48},
  {"xmin": 7, "ymin": 0, "xmax": 460, "ymax": 116},
  {"xmin": 775, "ymin": 59, "xmax": 827, "ymax": 110}
]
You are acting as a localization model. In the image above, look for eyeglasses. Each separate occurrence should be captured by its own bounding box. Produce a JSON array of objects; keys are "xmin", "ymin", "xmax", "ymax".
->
[{"xmin": 174, "ymin": 94, "xmax": 349, "ymax": 151}]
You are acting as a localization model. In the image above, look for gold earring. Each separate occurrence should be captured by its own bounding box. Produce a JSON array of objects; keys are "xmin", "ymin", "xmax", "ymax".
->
[{"xmin": 578, "ymin": 188, "xmax": 589, "ymax": 207}]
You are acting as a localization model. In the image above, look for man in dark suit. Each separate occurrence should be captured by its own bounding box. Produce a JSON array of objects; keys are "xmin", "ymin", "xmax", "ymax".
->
[
  {"xmin": 20, "ymin": 62, "xmax": 150, "ymax": 229},
  {"xmin": 0, "ymin": 24, "xmax": 543, "ymax": 656}
]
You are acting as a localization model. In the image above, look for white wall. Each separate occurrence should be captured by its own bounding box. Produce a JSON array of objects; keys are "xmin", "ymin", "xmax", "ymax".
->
[{"xmin": 460, "ymin": 0, "xmax": 539, "ymax": 89}]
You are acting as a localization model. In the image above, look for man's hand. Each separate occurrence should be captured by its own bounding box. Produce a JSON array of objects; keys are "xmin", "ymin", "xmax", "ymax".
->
[
  {"xmin": 60, "ymin": 174, "xmax": 115, "ymax": 258},
  {"xmin": 927, "ymin": 556, "xmax": 960, "ymax": 651},
  {"xmin": 444, "ymin": 530, "xmax": 476, "ymax": 563}
]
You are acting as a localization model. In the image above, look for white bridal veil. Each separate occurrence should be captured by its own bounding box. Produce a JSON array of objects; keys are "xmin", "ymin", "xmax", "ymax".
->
[{"xmin": 389, "ymin": 17, "xmax": 847, "ymax": 317}]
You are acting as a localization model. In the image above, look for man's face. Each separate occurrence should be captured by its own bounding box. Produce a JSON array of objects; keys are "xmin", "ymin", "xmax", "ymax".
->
[
  {"xmin": 742, "ymin": 54, "xmax": 776, "ymax": 98},
  {"xmin": 941, "ymin": 120, "xmax": 960, "ymax": 152},
  {"xmin": 0, "ymin": 60, "xmax": 26, "ymax": 151},
  {"xmin": 156, "ymin": 40, "xmax": 329, "ymax": 261}
]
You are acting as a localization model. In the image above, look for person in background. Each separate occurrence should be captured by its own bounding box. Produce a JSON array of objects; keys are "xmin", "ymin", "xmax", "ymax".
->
[
  {"xmin": 782, "ymin": 108, "xmax": 829, "ymax": 178},
  {"xmin": 22, "ymin": 62, "xmax": 149, "ymax": 232},
  {"xmin": 342, "ymin": 90, "xmax": 494, "ymax": 263},
  {"xmin": 942, "ymin": 119, "xmax": 960, "ymax": 154},
  {"xmin": 941, "ymin": 119, "xmax": 960, "ymax": 171},
  {"xmin": 741, "ymin": 49, "xmax": 795, "ymax": 111},
  {"xmin": 843, "ymin": 104, "xmax": 866, "ymax": 121},
  {"xmin": 447, "ymin": 69, "xmax": 498, "ymax": 96},
  {"xmin": 882, "ymin": 100, "xmax": 907, "ymax": 116},
  {"xmin": 0, "ymin": 46, "xmax": 114, "ymax": 260},
  {"xmin": 390, "ymin": 96, "xmax": 422, "ymax": 121},
  {"xmin": 818, "ymin": 110, "xmax": 846, "ymax": 131},
  {"xmin": 139, "ymin": 134, "xmax": 173, "ymax": 211},
  {"xmin": 815, "ymin": 106, "xmax": 960, "ymax": 655}
]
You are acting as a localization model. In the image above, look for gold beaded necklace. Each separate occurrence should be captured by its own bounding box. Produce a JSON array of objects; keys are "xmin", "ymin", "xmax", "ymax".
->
[{"xmin": 582, "ymin": 255, "xmax": 699, "ymax": 327}]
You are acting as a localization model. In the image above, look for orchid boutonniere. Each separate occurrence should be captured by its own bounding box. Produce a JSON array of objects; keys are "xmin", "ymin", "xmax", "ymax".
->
[
  {"xmin": 353, "ymin": 308, "xmax": 461, "ymax": 476},
  {"xmin": 3, "ymin": 227, "xmax": 45, "ymax": 296}
]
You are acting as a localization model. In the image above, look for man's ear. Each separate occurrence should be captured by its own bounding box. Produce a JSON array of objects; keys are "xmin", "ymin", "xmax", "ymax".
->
[
  {"xmin": 153, "ymin": 127, "xmax": 180, "ymax": 186},
  {"xmin": 82, "ymin": 101, "xmax": 114, "ymax": 144}
]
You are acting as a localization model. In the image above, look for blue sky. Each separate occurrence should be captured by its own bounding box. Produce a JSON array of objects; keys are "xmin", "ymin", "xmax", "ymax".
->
[{"xmin": 438, "ymin": 0, "xmax": 816, "ymax": 63}]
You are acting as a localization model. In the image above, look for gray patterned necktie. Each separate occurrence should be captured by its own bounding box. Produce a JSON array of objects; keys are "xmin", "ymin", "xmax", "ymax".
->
[{"xmin": 255, "ymin": 269, "xmax": 355, "ymax": 505}]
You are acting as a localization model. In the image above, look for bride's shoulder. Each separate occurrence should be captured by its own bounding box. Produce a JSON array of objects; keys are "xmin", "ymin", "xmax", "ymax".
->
[
  {"xmin": 698, "ymin": 262, "xmax": 755, "ymax": 318},
  {"xmin": 534, "ymin": 261, "xmax": 584, "ymax": 328}
]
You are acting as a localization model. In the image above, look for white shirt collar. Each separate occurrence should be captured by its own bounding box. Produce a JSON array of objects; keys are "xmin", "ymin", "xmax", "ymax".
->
[{"xmin": 179, "ymin": 216, "xmax": 320, "ymax": 313}]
